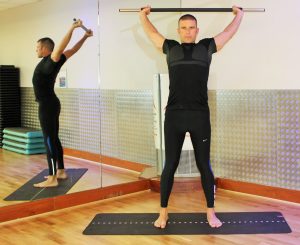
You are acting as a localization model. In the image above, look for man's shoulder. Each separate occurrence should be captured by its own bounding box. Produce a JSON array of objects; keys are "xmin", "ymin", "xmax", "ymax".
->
[
  {"xmin": 198, "ymin": 38, "xmax": 214, "ymax": 45},
  {"xmin": 197, "ymin": 38, "xmax": 216, "ymax": 50},
  {"xmin": 163, "ymin": 39, "xmax": 180, "ymax": 52},
  {"xmin": 164, "ymin": 39, "xmax": 180, "ymax": 46}
]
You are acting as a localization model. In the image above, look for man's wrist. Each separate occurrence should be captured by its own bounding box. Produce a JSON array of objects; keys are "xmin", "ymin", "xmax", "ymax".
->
[
  {"xmin": 237, "ymin": 11, "xmax": 244, "ymax": 18},
  {"xmin": 139, "ymin": 11, "xmax": 147, "ymax": 18}
]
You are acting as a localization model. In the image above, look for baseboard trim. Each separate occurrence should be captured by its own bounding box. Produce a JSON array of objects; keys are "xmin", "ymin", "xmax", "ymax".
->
[
  {"xmin": 0, "ymin": 179, "xmax": 150, "ymax": 223},
  {"xmin": 64, "ymin": 148, "xmax": 150, "ymax": 172},
  {"xmin": 216, "ymin": 178, "xmax": 300, "ymax": 204},
  {"xmin": 1, "ymin": 177, "xmax": 299, "ymax": 223},
  {"xmin": 150, "ymin": 177, "xmax": 300, "ymax": 204}
]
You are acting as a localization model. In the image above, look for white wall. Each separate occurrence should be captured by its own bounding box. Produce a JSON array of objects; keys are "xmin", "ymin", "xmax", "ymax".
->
[
  {"xmin": 99, "ymin": 0, "xmax": 300, "ymax": 90},
  {"xmin": 193, "ymin": 0, "xmax": 300, "ymax": 90},
  {"xmin": 0, "ymin": 0, "xmax": 99, "ymax": 88},
  {"xmin": 1, "ymin": 0, "xmax": 300, "ymax": 90},
  {"xmin": 99, "ymin": 0, "xmax": 180, "ymax": 90}
]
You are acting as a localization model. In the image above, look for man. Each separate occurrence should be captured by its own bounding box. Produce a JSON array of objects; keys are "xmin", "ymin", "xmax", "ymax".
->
[
  {"xmin": 32, "ymin": 20, "xmax": 93, "ymax": 188},
  {"xmin": 139, "ymin": 6, "xmax": 243, "ymax": 228}
]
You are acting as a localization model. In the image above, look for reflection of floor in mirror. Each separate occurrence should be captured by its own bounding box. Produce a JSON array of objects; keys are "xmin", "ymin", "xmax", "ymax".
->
[
  {"xmin": 0, "ymin": 149, "xmax": 140, "ymax": 207},
  {"xmin": 0, "ymin": 189, "xmax": 299, "ymax": 244}
]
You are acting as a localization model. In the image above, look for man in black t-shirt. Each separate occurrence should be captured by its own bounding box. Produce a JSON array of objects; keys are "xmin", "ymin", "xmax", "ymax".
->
[
  {"xmin": 140, "ymin": 6, "xmax": 243, "ymax": 228},
  {"xmin": 32, "ymin": 20, "xmax": 93, "ymax": 188}
]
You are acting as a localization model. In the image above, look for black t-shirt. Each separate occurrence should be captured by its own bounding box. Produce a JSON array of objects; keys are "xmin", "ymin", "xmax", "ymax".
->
[
  {"xmin": 163, "ymin": 38, "xmax": 217, "ymax": 110},
  {"xmin": 32, "ymin": 54, "xmax": 66, "ymax": 101}
]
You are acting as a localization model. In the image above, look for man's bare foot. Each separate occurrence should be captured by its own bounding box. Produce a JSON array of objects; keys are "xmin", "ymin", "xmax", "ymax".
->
[
  {"xmin": 154, "ymin": 208, "xmax": 169, "ymax": 229},
  {"xmin": 207, "ymin": 208, "xmax": 222, "ymax": 228},
  {"xmin": 56, "ymin": 169, "xmax": 68, "ymax": 179},
  {"xmin": 34, "ymin": 176, "xmax": 58, "ymax": 188},
  {"xmin": 44, "ymin": 169, "xmax": 68, "ymax": 180}
]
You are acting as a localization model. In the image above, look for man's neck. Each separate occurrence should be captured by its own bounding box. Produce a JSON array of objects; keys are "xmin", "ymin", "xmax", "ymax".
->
[{"xmin": 43, "ymin": 51, "xmax": 52, "ymax": 58}]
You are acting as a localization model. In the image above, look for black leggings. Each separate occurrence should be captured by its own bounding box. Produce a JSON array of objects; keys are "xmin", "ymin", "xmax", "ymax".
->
[
  {"xmin": 38, "ymin": 96, "xmax": 64, "ymax": 175},
  {"xmin": 161, "ymin": 109, "xmax": 215, "ymax": 208}
]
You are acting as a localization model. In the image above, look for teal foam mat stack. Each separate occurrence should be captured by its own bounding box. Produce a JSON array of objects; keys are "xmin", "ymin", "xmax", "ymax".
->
[{"xmin": 2, "ymin": 127, "xmax": 46, "ymax": 154}]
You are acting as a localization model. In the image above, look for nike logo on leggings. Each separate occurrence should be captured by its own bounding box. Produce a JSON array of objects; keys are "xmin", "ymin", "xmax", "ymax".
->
[{"xmin": 203, "ymin": 138, "xmax": 208, "ymax": 142}]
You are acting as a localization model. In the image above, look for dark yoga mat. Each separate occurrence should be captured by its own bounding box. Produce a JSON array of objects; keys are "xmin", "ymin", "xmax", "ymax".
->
[
  {"xmin": 83, "ymin": 212, "xmax": 292, "ymax": 235},
  {"xmin": 4, "ymin": 168, "xmax": 88, "ymax": 201}
]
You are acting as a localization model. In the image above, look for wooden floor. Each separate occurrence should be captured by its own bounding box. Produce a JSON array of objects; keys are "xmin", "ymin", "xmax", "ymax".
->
[
  {"xmin": 0, "ymin": 189, "xmax": 299, "ymax": 245},
  {"xmin": 0, "ymin": 149, "xmax": 140, "ymax": 207}
]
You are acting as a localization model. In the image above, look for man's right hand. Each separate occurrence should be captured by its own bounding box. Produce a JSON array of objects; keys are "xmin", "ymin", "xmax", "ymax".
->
[
  {"xmin": 140, "ymin": 5, "xmax": 151, "ymax": 16},
  {"xmin": 84, "ymin": 30, "xmax": 93, "ymax": 38},
  {"xmin": 139, "ymin": 4, "xmax": 165, "ymax": 51},
  {"xmin": 232, "ymin": 6, "xmax": 244, "ymax": 16},
  {"xmin": 72, "ymin": 19, "xmax": 82, "ymax": 29}
]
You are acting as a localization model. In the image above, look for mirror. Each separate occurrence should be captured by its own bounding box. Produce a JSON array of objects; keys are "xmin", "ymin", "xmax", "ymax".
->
[
  {"xmin": 98, "ymin": 0, "xmax": 182, "ymax": 186},
  {"xmin": 0, "ymin": 0, "xmax": 102, "ymax": 207},
  {"xmin": 0, "ymin": 0, "xmax": 182, "ymax": 211}
]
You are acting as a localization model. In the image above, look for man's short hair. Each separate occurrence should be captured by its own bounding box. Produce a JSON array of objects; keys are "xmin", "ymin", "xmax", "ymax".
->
[
  {"xmin": 38, "ymin": 37, "xmax": 55, "ymax": 51},
  {"xmin": 178, "ymin": 14, "xmax": 197, "ymax": 26}
]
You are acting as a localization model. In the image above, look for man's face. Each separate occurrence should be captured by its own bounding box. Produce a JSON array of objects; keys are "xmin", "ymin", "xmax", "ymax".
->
[
  {"xmin": 36, "ymin": 42, "xmax": 44, "ymax": 58},
  {"xmin": 177, "ymin": 19, "xmax": 199, "ymax": 43}
]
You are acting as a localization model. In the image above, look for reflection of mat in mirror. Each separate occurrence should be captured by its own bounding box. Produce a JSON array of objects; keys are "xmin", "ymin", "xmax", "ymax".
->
[{"xmin": 4, "ymin": 168, "xmax": 87, "ymax": 201}]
